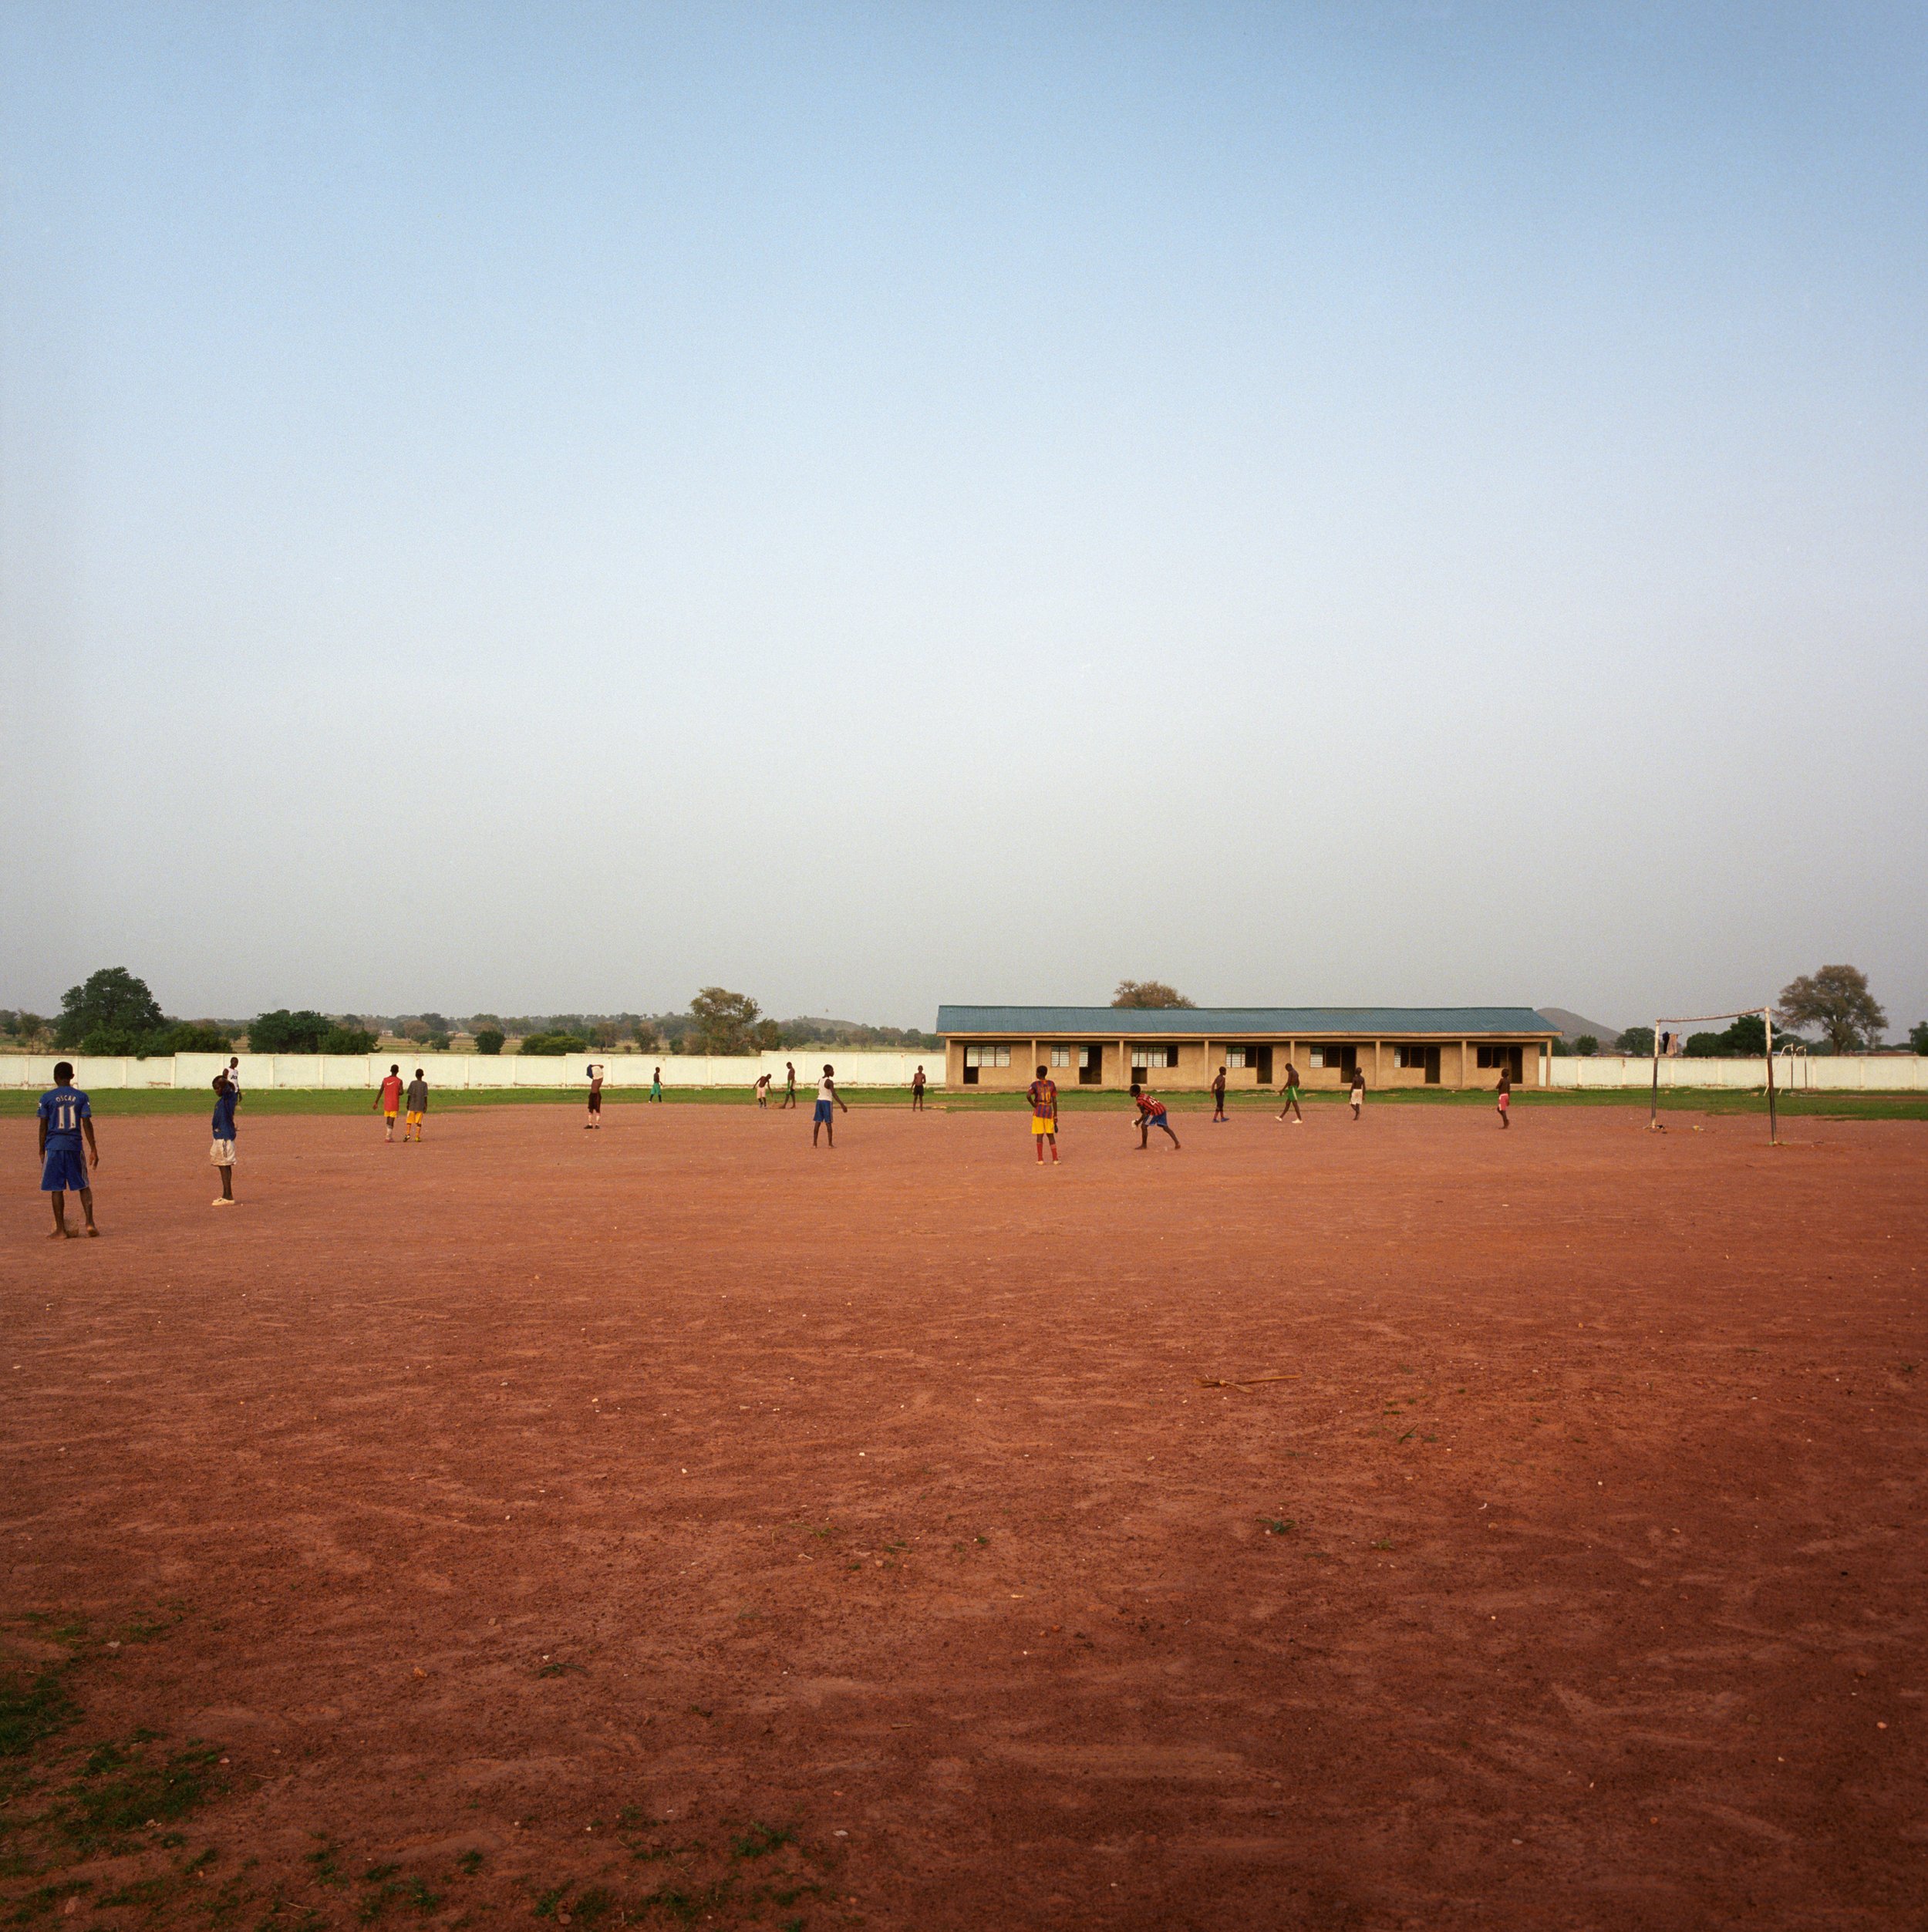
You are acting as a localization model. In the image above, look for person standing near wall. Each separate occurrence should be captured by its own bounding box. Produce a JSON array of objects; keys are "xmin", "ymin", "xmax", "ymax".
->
[
  {"xmin": 650, "ymin": 1066, "xmax": 662, "ymax": 1102},
  {"xmin": 912, "ymin": 1065, "xmax": 926, "ymax": 1111},
  {"xmin": 1496, "ymin": 1067, "xmax": 1512, "ymax": 1129},
  {"xmin": 39, "ymin": 1060, "xmax": 99, "ymax": 1238},
  {"xmin": 210, "ymin": 1073, "xmax": 239, "ymax": 1205},
  {"xmin": 585, "ymin": 1064, "xmax": 604, "ymax": 1129},
  {"xmin": 1211, "ymin": 1064, "xmax": 1229, "ymax": 1124},
  {"xmin": 782, "ymin": 1060, "xmax": 797, "ymax": 1108},
  {"xmin": 1348, "ymin": 1064, "xmax": 1365, "ymax": 1121}
]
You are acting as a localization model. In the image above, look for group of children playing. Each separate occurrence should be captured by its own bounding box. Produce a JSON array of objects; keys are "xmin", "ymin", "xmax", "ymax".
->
[
  {"xmin": 32, "ymin": 1044, "xmax": 1519, "ymax": 1232},
  {"xmin": 1025, "ymin": 1054, "xmax": 1514, "ymax": 1163}
]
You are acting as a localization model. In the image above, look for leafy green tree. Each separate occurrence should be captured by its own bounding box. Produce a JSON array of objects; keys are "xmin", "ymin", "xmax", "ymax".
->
[
  {"xmin": 1722, "ymin": 1013, "xmax": 1768, "ymax": 1056},
  {"xmin": 1111, "ymin": 980, "xmax": 1195, "ymax": 1009},
  {"xmin": 1777, "ymin": 965, "xmax": 1886, "ymax": 1054},
  {"xmin": 1909, "ymin": 1021, "xmax": 1928, "ymax": 1056},
  {"xmin": 1615, "ymin": 1027, "xmax": 1655, "ymax": 1056},
  {"xmin": 156, "ymin": 1021, "xmax": 234, "ymax": 1054},
  {"xmin": 56, "ymin": 968, "xmax": 165, "ymax": 1050},
  {"xmin": 1684, "ymin": 1031, "xmax": 1728, "ymax": 1058},
  {"xmin": 80, "ymin": 1023, "xmax": 150, "ymax": 1056},
  {"xmin": 474, "ymin": 1028, "xmax": 506, "ymax": 1056},
  {"xmin": 689, "ymin": 987, "xmax": 764, "ymax": 1055},
  {"xmin": 1572, "ymin": 1034, "xmax": 1599, "ymax": 1057},
  {"xmin": 248, "ymin": 1009, "xmax": 334, "ymax": 1052},
  {"xmin": 518, "ymin": 1031, "xmax": 587, "ymax": 1057},
  {"xmin": 249, "ymin": 1010, "xmax": 377, "ymax": 1054}
]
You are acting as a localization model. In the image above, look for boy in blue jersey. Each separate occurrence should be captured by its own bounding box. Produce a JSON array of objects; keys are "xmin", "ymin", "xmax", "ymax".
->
[
  {"xmin": 37, "ymin": 1061, "xmax": 99, "ymax": 1238},
  {"xmin": 210, "ymin": 1074, "xmax": 239, "ymax": 1205}
]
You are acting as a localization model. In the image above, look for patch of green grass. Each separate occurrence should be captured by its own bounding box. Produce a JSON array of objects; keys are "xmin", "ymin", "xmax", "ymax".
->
[
  {"xmin": 635, "ymin": 1878, "xmax": 737, "ymax": 1924},
  {"xmin": 728, "ymin": 1822, "xmax": 794, "ymax": 1860},
  {"xmin": 0, "ymin": 1671, "xmax": 78, "ymax": 1759},
  {"xmin": 59, "ymin": 1737, "xmax": 222, "ymax": 1851},
  {"xmin": 570, "ymin": 1887, "xmax": 615, "ymax": 1924},
  {"xmin": 308, "ymin": 1836, "xmax": 349, "ymax": 1887},
  {"xmin": 1261, "ymin": 1517, "xmax": 1296, "ymax": 1536},
  {"xmin": 457, "ymin": 1849, "xmax": 485, "ymax": 1875}
]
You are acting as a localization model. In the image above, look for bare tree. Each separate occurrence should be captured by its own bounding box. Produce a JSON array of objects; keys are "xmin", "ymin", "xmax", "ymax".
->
[
  {"xmin": 1111, "ymin": 980, "xmax": 1195, "ymax": 1010},
  {"xmin": 1776, "ymin": 964, "xmax": 1886, "ymax": 1054}
]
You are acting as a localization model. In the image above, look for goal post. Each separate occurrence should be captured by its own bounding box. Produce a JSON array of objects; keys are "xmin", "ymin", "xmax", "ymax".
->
[{"xmin": 1649, "ymin": 1007, "xmax": 1778, "ymax": 1143}]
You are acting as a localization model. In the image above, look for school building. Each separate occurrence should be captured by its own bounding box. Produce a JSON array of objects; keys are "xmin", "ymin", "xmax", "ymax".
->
[{"xmin": 935, "ymin": 1006, "xmax": 1562, "ymax": 1093}]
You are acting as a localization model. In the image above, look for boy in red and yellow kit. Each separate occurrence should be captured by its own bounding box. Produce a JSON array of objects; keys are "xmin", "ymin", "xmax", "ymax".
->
[
  {"xmin": 1130, "ymin": 1082, "xmax": 1181, "ymax": 1151},
  {"xmin": 1026, "ymin": 1064, "xmax": 1059, "ymax": 1165},
  {"xmin": 374, "ymin": 1064, "xmax": 403, "ymax": 1142}
]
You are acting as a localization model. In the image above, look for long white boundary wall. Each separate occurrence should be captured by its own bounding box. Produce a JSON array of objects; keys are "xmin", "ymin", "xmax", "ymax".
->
[
  {"xmin": 0, "ymin": 1050, "xmax": 942, "ymax": 1091},
  {"xmin": 1548, "ymin": 1054, "xmax": 1928, "ymax": 1091}
]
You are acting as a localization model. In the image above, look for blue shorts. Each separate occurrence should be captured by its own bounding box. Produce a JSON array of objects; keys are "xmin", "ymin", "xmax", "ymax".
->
[
  {"xmin": 42, "ymin": 1147, "xmax": 88, "ymax": 1192},
  {"xmin": 813, "ymin": 1099, "xmax": 834, "ymax": 1124}
]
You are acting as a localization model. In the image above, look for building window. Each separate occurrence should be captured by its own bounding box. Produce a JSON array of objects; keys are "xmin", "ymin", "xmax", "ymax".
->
[
  {"xmin": 1308, "ymin": 1044, "xmax": 1357, "ymax": 1071},
  {"xmin": 1130, "ymin": 1044, "xmax": 1179, "ymax": 1069},
  {"xmin": 964, "ymin": 1045, "xmax": 1012, "ymax": 1068},
  {"xmin": 1227, "ymin": 1047, "xmax": 1249, "ymax": 1067},
  {"xmin": 1477, "ymin": 1044, "xmax": 1525, "ymax": 1075},
  {"xmin": 1396, "ymin": 1043, "xmax": 1442, "ymax": 1083},
  {"xmin": 1049, "ymin": 1047, "xmax": 1071, "ymax": 1067}
]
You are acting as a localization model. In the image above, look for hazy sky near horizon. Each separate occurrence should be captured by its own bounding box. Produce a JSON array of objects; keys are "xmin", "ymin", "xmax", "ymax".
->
[{"xmin": 3, "ymin": 2, "xmax": 1924, "ymax": 1034}]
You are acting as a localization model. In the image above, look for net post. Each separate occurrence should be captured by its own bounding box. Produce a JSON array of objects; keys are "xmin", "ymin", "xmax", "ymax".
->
[
  {"xmin": 1764, "ymin": 1006, "xmax": 1778, "ymax": 1145},
  {"xmin": 1649, "ymin": 1020, "xmax": 1660, "ymax": 1130}
]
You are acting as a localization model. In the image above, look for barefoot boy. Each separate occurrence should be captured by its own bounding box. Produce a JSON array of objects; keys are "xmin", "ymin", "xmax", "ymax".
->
[
  {"xmin": 1348, "ymin": 1065, "xmax": 1365, "ymax": 1121},
  {"xmin": 1496, "ymin": 1067, "xmax": 1512, "ymax": 1128},
  {"xmin": 38, "ymin": 1061, "xmax": 99, "ymax": 1237},
  {"xmin": 586, "ymin": 1064, "xmax": 604, "ymax": 1128},
  {"xmin": 405, "ymin": 1067, "xmax": 429, "ymax": 1141},
  {"xmin": 1211, "ymin": 1064, "xmax": 1229, "ymax": 1123},
  {"xmin": 1276, "ymin": 1060, "xmax": 1304, "ymax": 1124},
  {"xmin": 911, "ymin": 1065, "xmax": 926, "ymax": 1111}
]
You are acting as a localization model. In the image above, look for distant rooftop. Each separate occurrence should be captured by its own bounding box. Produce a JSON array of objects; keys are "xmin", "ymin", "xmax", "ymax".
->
[{"xmin": 935, "ymin": 1005, "xmax": 1560, "ymax": 1037}]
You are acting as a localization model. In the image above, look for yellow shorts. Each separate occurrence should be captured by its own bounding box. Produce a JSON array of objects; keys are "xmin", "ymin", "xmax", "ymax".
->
[
  {"xmin": 406, "ymin": 1111, "xmax": 423, "ymax": 1126},
  {"xmin": 1031, "ymin": 1115, "xmax": 1056, "ymax": 1135}
]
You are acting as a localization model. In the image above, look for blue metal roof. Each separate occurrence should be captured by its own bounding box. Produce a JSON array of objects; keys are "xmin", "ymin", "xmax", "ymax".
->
[{"xmin": 936, "ymin": 1005, "xmax": 1559, "ymax": 1037}]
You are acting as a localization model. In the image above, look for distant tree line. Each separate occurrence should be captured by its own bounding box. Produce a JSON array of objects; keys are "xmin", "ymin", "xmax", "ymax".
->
[{"xmin": 0, "ymin": 973, "xmax": 939, "ymax": 1057}]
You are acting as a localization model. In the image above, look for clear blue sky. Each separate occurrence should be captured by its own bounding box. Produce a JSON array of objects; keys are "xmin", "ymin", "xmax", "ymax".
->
[{"xmin": 3, "ymin": 2, "xmax": 1923, "ymax": 1034}]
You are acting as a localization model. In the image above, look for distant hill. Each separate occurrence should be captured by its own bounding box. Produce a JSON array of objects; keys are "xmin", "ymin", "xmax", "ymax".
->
[{"xmin": 1539, "ymin": 1006, "xmax": 1622, "ymax": 1044}]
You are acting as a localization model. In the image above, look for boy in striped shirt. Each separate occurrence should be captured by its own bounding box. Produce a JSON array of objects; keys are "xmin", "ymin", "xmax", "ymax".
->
[
  {"xmin": 1129, "ymin": 1082, "xmax": 1181, "ymax": 1151},
  {"xmin": 1027, "ymin": 1065, "xmax": 1059, "ymax": 1165}
]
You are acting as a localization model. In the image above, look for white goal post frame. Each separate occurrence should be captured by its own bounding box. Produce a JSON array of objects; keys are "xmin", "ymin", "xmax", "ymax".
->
[{"xmin": 1648, "ymin": 1006, "xmax": 1778, "ymax": 1144}]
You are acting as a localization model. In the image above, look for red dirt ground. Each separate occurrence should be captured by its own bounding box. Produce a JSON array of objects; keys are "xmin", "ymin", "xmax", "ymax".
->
[{"xmin": 5, "ymin": 1102, "xmax": 1926, "ymax": 1930}]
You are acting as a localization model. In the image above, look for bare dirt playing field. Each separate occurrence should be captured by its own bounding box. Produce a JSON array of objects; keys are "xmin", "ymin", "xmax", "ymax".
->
[{"xmin": 5, "ymin": 1102, "xmax": 1926, "ymax": 1930}]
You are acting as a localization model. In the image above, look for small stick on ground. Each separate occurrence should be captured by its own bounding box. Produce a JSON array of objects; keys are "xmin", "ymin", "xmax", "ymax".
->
[{"xmin": 1196, "ymin": 1374, "xmax": 1301, "ymax": 1389}]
